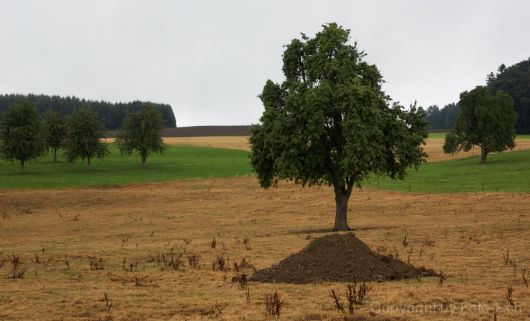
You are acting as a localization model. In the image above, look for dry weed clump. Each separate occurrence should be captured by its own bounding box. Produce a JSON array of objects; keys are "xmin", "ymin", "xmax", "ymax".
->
[
  {"xmin": 8, "ymin": 254, "xmax": 27, "ymax": 279},
  {"xmin": 156, "ymin": 246, "xmax": 185, "ymax": 271},
  {"xmin": 89, "ymin": 257, "xmax": 105, "ymax": 271},
  {"xmin": 504, "ymin": 285, "xmax": 516, "ymax": 308},
  {"xmin": 212, "ymin": 255, "xmax": 229, "ymax": 272},
  {"xmin": 187, "ymin": 253, "xmax": 201, "ymax": 269},
  {"xmin": 122, "ymin": 258, "xmax": 140, "ymax": 272},
  {"xmin": 330, "ymin": 282, "xmax": 372, "ymax": 316},
  {"xmin": 101, "ymin": 292, "xmax": 113, "ymax": 321},
  {"xmin": 233, "ymin": 257, "xmax": 256, "ymax": 273},
  {"xmin": 264, "ymin": 290, "xmax": 285, "ymax": 320},
  {"xmin": 521, "ymin": 267, "xmax": 529, "ymax": 288}
]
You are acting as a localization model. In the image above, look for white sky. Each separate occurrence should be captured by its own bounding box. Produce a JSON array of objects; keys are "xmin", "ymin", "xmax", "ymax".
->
[{"xmin": 1, "ymin": 1, "xmax": 529, "ymax": 126}]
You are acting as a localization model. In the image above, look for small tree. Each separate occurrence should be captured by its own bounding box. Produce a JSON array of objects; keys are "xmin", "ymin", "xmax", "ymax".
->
[
  {"xmin": 250, "ymin": 23, "xmax": 427, "ymax": 231},
  {"xmin": 63, "ymin": 108, "xmax": 109, "ymax": 168},
  {"xmin": 443, "ymin": 86, "xmax": 516, "ymax": 164},
  {"xmin": 115, "ymin": 104, "xmax": 166, "ymax": 167},
  {"xmin": 43, "ymin": 111, "xmax": 66, "ymax": 162},
  {"xmin": 0, "ymin": 102, "xmax": 46, "ymax": 172}
]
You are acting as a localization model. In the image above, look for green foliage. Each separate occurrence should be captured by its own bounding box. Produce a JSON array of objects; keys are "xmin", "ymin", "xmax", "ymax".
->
[
  {"xmin": 0, "ymin": 102, "xmax": 46, "ymax": 172},
  {"xmin": 250, "ymin": 23, "xmax": 427, "ymax": 230},
  {"xmin": 0, "ymin": 145, "xmax": 251, "ymax": 189},
  {"xmin": 487, "ymin": 58, "xmax": 530, "ymax": 134},
  {"xmin": 425, "ymin": 103, "xmax": 459, "ymax": 130},
  {"xmin": 43, "ymin": 111, "xmax": 66, "ymax": 162},
  {"xmin": 443, "ymin": 86, "xmax": 516, "ymax": 164},
  {"xmin": 115, "ymin": 104, "xmax": 166, "ymax": 167},
  {"xmin": 0, "ymin": 93, "xmax": 176, "ymax": 129},
  {"xmin": 63, "ymin": 108, "xmax": 109, "ymax": 167}
]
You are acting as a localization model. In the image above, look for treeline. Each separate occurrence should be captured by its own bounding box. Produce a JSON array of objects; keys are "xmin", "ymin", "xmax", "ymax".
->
[
  {"xmin": 0, "ymin": 94, "xmax": 176, "ymax": 130},
  {"xmin": 487, "ymin": 59, "xmax": 530, "ymax": 134},
  {"xmin": 0, "ymin": 102, "xmax": 166, "ymax": 172},
  {"xmin": 425, "ymin": 57, "xmax": 530, "ymax": 133},
  {"xmin": 425, "ymin": 103, "xmax": 459, "ymax": 130}
]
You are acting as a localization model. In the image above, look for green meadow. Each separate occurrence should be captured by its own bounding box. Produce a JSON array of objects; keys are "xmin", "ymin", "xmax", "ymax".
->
[
  {"xmin": 0, "ymin": 144, "xmax": 252, "ymax": 189},
  {"xmin": 365, "ymin": 149, "xmax": 530, "ymax": 193},
  {"xmin": 2, "ymin": 142, "xmax": 530, "ymax": 193}
]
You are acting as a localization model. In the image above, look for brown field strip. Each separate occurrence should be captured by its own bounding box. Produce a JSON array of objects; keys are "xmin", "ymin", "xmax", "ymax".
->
[
  {"xmin": 153, "ymin": 136, "xmax": 530, "ymax": 163},
  {"xmin": 0, "ymin": 177, "xmax": 529, "ymax": 320}
]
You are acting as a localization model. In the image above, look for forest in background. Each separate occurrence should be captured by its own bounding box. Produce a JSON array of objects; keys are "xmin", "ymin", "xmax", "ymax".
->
[
  {"xmin": 0, "ymin": 94, "xmax": 176, "ymax": 130},
  {"xmin": 426, "ymin": 57, "xmax": 529, "ymax": 133}
]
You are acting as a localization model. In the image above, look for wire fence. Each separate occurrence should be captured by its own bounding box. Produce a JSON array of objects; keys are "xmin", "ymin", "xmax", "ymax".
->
[
  {"xmin": 367, "ymin": 180, "xmax": 530, "ymax": 193},
  {"xmin": 364, "ymin": 179, "xmax": 530, "ymax": 193}
]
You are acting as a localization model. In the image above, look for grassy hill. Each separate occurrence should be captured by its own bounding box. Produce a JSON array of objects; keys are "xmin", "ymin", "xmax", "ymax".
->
[
  {"xmin": 0, "ymin": 145, "xmax": 252, "ymax": 189},
  {"xmin": 366, "ymin": 149, "xmax": 530, "ymax": 193}
]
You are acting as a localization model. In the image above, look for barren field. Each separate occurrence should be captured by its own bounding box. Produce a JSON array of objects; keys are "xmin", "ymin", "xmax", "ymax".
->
[
  {"xmin": 1, "ymin": 177, "xmax": 529, "ymax": 321},
  {"xmin": 159, "ymin": 136, "xmax": 530, "ymax": 163},
  {"xmin": 162, "ymin": 137, "xmax": 251, "ymax": 152}
]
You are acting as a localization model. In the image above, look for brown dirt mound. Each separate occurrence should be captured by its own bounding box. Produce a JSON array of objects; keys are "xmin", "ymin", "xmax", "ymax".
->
[{"xmin": 250, "ymin": 233, "xmax": 436, "ymax": 284}]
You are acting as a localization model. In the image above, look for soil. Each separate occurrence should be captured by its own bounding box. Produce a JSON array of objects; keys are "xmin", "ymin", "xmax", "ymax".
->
[{"xmin": 250, "ymin": 233, "xmax": 436, "ymax": 284}]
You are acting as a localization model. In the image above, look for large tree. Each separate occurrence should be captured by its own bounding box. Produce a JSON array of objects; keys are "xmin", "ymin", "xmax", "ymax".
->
[
  {"xmin": 43, "ymin": 111, "xmax": 66, "ymax": 162},
  {"xmin": 0, "ymin": 102, "xmax": 46, "ymax": 172},
  {"xmin": 250, "ymin": 23, "xmax": 427, "ymax": 231},
  {"xmin": 115, "ymin": 104, "xmax": 166, "ymax": 167},
  {"xmin": 63, "ymin": 108, "xmax": 109, "ymax": 168},
  {"xmin": 443, "ymin": 86, "xmax": 516, "ymax": 164}
]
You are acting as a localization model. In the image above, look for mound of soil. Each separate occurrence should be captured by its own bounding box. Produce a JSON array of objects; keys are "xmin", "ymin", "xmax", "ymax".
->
[{"xmin": 250, "ymin": 233, "xmax": 435, "ymax": 284}]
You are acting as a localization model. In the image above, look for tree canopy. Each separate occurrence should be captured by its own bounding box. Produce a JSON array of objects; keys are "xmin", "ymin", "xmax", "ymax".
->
[
  {"xmin": 425, "ymin": 103, "xmax": 459, "ymax": 130},
  {"xmin": 0, "ymin": 102, "xmax": 46, "ymax": 172},
  {"xmin": 43, "ymin": 111, "xmax": 66, "ymax": 162},
  {"xmin": 443, "ymin": 86, "xmax": 516, "ymax": 164},
  {"xmin": 63, "ymin": 108, "xmax": 109, "ymax": 168},
  {"xmin": 115, "ymin": 104, "xmax": 166, "ymax": 167},
  {"xmin": 487, "ymin": 58, "xmax": 530, "ymax": 134},
  {"xmin": 0, "ymin": 94, "xmax": 176, "ymax": 130},
  {"xmin": 250, "ymin": 23, "xmax": 428, "ymax": 231}
]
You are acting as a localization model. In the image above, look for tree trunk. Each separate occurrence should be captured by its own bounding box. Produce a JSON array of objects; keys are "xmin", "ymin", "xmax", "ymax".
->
[
  {"xmin": 53, "ymin": 148, "xmax": 57, "ymax": 162},
  {"xmin": 334, "ymin": 191, "xmax": 351, "ymax": 231},
  {"xmin": 480, "ymin": 145, "xmax": 488, "ymax": 164},
  {"xmin": 87, "ymin": 157, "xmax": 91, "ymax": 169},
  {"xmin": 141, "ymin": 155, "xmax": 146, "ymax": 168},
  {"xmin": 20, "ymin": 160, "xmax": 25, "ymax": 173}
]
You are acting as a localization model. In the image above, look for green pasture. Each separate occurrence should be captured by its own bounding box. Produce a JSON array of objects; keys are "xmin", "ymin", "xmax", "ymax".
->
[{"xmin": 0, "ymin": 144, "xmax": 252, "ymax": 189}]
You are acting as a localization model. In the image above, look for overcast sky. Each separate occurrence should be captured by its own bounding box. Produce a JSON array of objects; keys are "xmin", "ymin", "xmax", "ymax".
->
[{"xmin": 1, "ymin": 1, "xmax": 529, "ymax": 126}]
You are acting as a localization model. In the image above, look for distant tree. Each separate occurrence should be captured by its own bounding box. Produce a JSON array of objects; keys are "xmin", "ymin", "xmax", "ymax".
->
[
  {"xmin": 115, "ymin": 104, "xmax": 166, "ymax": 167},
  {"xmin": 443, "ymin": 86, "xmax": 516, "ymax": 164},
  {"xmin": 43, "ymin": 111, "xmax": 66, "ymax": 162},
  {"xmin": 250, "ymin": 23, "xmax": 428, "ymax": 231},
  {"xmin": 0, "ymin": 102, "xmax": 46, "ymax": 172},
  {"xmin": 63, "ymin": 108, "xmax": 109, "ymax": 168},
  {"xmin": 487, "ymin": 59, "xmax": 530, "ymax": 134},
  {"xmin": 426, "ymin": 105, "xmax": 441, "ymax": 129},
  {"xmin": 425, "ymin": 103, "xmax": 459, "ymax": 130}
]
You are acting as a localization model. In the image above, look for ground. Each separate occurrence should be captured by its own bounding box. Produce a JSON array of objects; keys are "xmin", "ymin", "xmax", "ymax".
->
[
  {"xmin": 1, "ymin": 136, "xmax": 529, "ymax": 321},
  {"xmin": 1, "ymin": 180, "xmax": 529, "ymax": 320}
]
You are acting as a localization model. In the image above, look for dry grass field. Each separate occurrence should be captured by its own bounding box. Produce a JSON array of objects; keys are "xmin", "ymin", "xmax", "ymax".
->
[
  {"xmin": 1, "ymin": 177, "xmax": 529, "ymax": 321},
  {"xmin": 1, "ymin": 136, "xmax": 530, "ymax": 321},
  {"xmin": 158, "ymin": 136, "xmax": 530, "ymax": 163}
]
